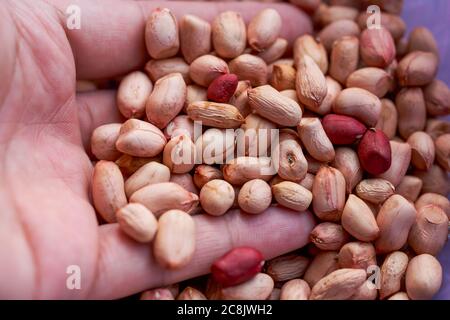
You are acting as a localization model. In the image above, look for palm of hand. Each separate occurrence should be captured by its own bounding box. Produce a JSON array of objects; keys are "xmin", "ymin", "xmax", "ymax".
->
[
  {"xmin": 0, "ymin": 0, "xmax": 322, "ymax": 300},
  {"xmin": 0, "ymin": 2, "xmax": 98, "ymax": 298}
]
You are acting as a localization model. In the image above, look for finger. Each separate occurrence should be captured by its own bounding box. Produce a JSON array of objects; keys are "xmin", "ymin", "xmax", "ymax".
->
[
  {"xmin": 51, "ymin": 0, "xmax": 312, "ymax": 79},
  {"xmin": 88, "ymin": 207, "xmax": 315, "ymax": 299},
  {"xmin": 77, "ymin": 90, "xmax": 123, "ymax": 152}
]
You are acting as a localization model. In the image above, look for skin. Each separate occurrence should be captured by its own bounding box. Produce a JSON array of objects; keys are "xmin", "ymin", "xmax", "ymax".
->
[{"xmin": 0, "ymin": 0, "xmax": 314, "ymax": 299}]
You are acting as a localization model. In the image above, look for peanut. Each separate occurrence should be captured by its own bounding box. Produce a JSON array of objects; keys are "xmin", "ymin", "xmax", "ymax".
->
[
  {"xmin": 405, "ymin": 254, "xmax": 442, "ymax": 300},
  {"xmin": 140, "ymin": 288, "xmax": 174, "ymax": 300},
  {"xmin": 146, "ymin": 73, "xmax": 187, "ymax": 129},
  {"xmin": 296, "ymin": 55, "xmax": 328, "ymax": 110},
  {"xmin": 329, "ymin": 36, "xmax": 359, "ymax": 84},
  {"xmin": 310, "ymin": 222, "xmax": 350, "ymax": 251},
  {"xmin": 163, "ymin": 134, "xmax": 196, "ymax": 173},
  {"xmin": 219, "ymin": 273, "xmax": 274, "ymax": 300},
  {"xmin": 117, "ymin": 71, "xmax": 153, "ymax": 118},
  {"xmin": 187, "ymin": 101, "xmax": 244, "ymax": 129},
  {"xmin": 415, "ymin": 193, "xmax": 450, "ymax": 219},
  {"xmin": 145, "ymin": 8, "xmax": 179, "ymax": 59},
  {"xmin": 312, "ymin": 166, "xmax": 346, "ymax": 222},
  {"xmin": 229, "ymin": 80, "xmax": 252, "ymax": 117},
  {"xmin": 92, "ymin": 160, "xmax": 127, "ymax": 223},
  {"xmin": 396, "ymin": 88, "xmax": 427, "ymax": 139},
  {"xmin": 247, "ymin": 9, "xmax": 282, "ymax": 51},
  {"xmin": 257, "ymin": 38, "xmax": 288, "ymax": 64},
  {"xmin": 379, "ymin": 251, "xmax": 409, "ymax": 299},
  {"xmin": 350, "ymin": 280, "xmax": 378, "ymax": 300},
  {"xmin": 91, "ymin": 123, "xmax": 122, "ymax": 161},
  {"xmin": 333, "ymin": 88, "xmax": 381, "ymax": 127},
  {"xmin": 248, "ymin": 85, "xmax": 302, "ymax": 127},
  {"xmin": 153, "ymin": 209, "xmax": 196, "ymax": 269},
  {"xmin": 298, "ymin": 118, "xmax": 335, "ymax": 162},
  {"xmin": 238, "ymin": 179, "xmax": 272, "ymax": 214},
  {"xmin": 360, "ymin": 27, "xmax": 396, "ymax": 68},
  {"xmin": 322, "ymin": 114, "xmax": 367, "ymax": 145},
  {"xmin": 358, "ymin": 128, "xmax": 392, "ymax": 175},
  {"xmin": 200, "ymin": 179, "xmax": 235, "ymax": 216},
  {"xmin": 408, "ymin": 205, "xmax": 448, "ymax": 256},
  {"xmin": 228, "ymin": 54, "xmax": 268, "ymax": 87},
  {"xmin": 115, "ymin": 119, "xmax": 167, "ymax": 158},
  {"xmin": 170, "ymin": 173, "xmax": 198, "ymax": 196},
  {"xmin": 179, "ymin": 15, "xmax": 211, "ymax": 64},
  {"xmin": 312, "ymin": 76, "xmax": 342, "ymax": 115},
  {"xmin": 435, "ymin": 133, "xmax": 450, "ymax": 171},
  {"xmin": 423, "ymin": 79, "xmax": 450, "ymax": 116},
  {"xmin": 144, "ymin": 58, "xmax": 190, "ymax": 84},
  {"xmin": 266, "ymin": 254, "xmax": 310, "ymax": 282},
  {"xmin": 211, "ymin": 247, "xmax": 264, "ymax": 287},
  {"xmin": 338, "ymin": 241, "xmax": 377, "ymax": 270},
  {"xmin": 395, "ymin": 175, "xmax": 423, "ymax": 202},
  {"xmin": 177, "ymin": 287, "xmax": 207, "ymax": 300},
  {"xmin": 304, "ymin": 251, "xmax": 339, "ymax": 288},
  {"xmin": 375, "ymin": 99, "xmax": 398, "ymax": 139},
  {"xmin": 293, "ymin": 35, "xmax": 328, "ymax": 74},
  {"xmin": 212, "ymin": 11, "xmax": 247, "ymax": 59},
  {"xmin": 280, "ymin": 279, "xmax": 311, "ymax": 300},
  {"xmin": 355, "ymin": 179, "xmax": 395, "ymax": 204},
  {"xmin": 357, "ymin": 11, "xmax": 405, "ymax": 41},
  {"xmin": 309, "ymin": 268, "xmax": 367, "ymax": 300},
  {"xmin": 124, "ymin": 161, "xmax": 170, "ymax": 198},
  {"xmin": 407, "ymin": 27, "xmax": 439, "ymax": 58},
  {"xmin": 376, "ymin": 141, "xmax": 411, "ymax": 187},
  {"xmin": 315, "ymin": 4, "xmax": 359, "ymax": 27},
  {"xmin": 346, "ymin": 67, "xmax": 392, "ymax": 98},
  {"xmin": 189, "ymin": 55, "xmax": 229, "ymax": 87},
  {"xmin": 274, "ymin": 132, "xmax": 308, "ymax": 181},
  {"xmin": 269, "ymin": 64, "xmax": 296, "ymax": 91},
  {"xmin": 193, "ymin": 165, "xmax": 223, "ymax": 189},
  {"xmin": 375, "ymin": 194, "xmax": 416, "ymax": 254},
  {"xmin": 397, "ymin": 51, "xmax": 438, "ymax": 87},
  {"xmin": 272, "ymin": 181, "xmax": 312, "ymax": 212},
  {"xmin": 164, "ymin": 115, "xmax": 195, "ymax": 141},
  {"xmin": 413, "ymin": 164, "xmax": 449, "ymax": 196},
  {"xmin": 388, "ymin": 292, "xmax": 410, "ymax": 300},
  {"xmin": 184, "ymin": 85, "xmax": 207, "ymax": 113},
  {"xmin": 195, "ymin": 128, "xmax": 235, "ymax": 164},
  {"xmin": 115, "ymin": 154, "xmax": 161, "ymax": 176},
  {"xmin": 341, "ymin": 194, "xmax": 380, "ymax": 242},
  {"xmin": 116, "ymin": 203, "xmax": 158, "ymax": 243},
  {"xmin": 207, "ymin": 74, "xmax": 239, "ymax": 103},
  {"xmin": 130, "ymin": 182, "xmax": 199, "ymax": 217},
  {"xmin": 236, "ymin": 113, "xmax": 278, "ymax": 157},
  {"xmin": 332, "ymin": 147, "xmax": 363, "ymax": 193},
  {"xmin": 317, "ymin": 20, "xmax": 360, "ymax": 52}
]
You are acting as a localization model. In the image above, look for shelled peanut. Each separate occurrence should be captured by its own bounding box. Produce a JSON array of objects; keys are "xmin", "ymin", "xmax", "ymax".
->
[{"xmin": 88, "ymin": 2, "xmax": 449, "ymax": 301}]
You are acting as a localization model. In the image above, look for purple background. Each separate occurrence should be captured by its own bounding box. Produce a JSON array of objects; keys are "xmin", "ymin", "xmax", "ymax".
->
[
  {"xmin": 402, "ymin": 0, "xmax": 450, "ymax": 85},
  {"xmin": 402, "ymin": 0, "xmax": 450, "ymax": 300}
]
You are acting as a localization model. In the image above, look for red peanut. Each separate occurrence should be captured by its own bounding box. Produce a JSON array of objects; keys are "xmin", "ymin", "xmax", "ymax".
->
[{"xmin": 211, "ymin": 247, "xmax": 265, "ymax": 287}]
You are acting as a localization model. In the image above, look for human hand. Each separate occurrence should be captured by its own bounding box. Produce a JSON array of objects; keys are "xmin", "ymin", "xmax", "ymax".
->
[{"xmin": 0, "ymin": 0, "xmax": 314, "ymax": 299}]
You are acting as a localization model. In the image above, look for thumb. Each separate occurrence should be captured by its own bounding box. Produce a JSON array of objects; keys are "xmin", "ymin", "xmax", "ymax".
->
[{"xmin": 49, "ymin": 0, "xmax": 312, "ymax": 79}]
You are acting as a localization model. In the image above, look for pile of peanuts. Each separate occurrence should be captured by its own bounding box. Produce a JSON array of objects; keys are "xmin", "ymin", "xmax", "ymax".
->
[{"xmin": 89, "ymin": 0, "xmax": 450, "ymax": 300}]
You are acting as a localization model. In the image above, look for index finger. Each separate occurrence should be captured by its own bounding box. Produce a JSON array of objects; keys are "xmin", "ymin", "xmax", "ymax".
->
[
  {"xmin": 89, "ymin": 207, "xmax": 315, "ymax": 299},
  {"xmin": 51, "ymin": 0, "xmax": 312, "ymax": 79}
]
